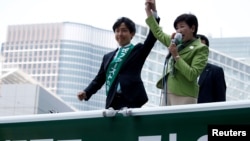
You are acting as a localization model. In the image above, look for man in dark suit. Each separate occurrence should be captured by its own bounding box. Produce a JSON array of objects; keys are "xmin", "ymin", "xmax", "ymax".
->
[
  {"xmin": 77, "ymin": 5, "xmax": 160, "ymax": 110},
  {"xmin": 197, "ymin": 34, "xmax": 227, "ymax": 103}
]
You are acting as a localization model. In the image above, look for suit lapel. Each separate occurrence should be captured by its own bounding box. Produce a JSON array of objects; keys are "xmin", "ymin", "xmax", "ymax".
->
[
  {"xmin": 104, "ymin": 49, "xmax": 118, "ymax": 70},
  {"xmin": 198, "ymin": 64, "xmax": 210, "ymax": 86}
]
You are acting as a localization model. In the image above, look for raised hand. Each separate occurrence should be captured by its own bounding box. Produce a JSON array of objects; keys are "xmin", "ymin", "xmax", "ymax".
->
[
  {"xmin": 145, "ymin": 0, "xmax": 156, "ymax": 17},
  {"xmin": 145, "ymin": 0, "xmax": 156, "ymax": 11}
]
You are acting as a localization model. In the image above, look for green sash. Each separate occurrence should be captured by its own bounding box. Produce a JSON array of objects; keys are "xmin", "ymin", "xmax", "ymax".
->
[{"xmin": 105, "ymin": 44, "xmax": 134, "ymax": 95}]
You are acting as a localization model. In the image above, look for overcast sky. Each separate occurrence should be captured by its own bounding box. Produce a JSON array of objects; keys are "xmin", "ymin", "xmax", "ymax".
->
[{"xmin": 1, "ymin": 0, "xmax": 250, "ymax": 43}]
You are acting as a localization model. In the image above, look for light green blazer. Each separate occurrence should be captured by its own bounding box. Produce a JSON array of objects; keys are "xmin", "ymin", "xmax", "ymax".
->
[{"xmin": 146, "ymin": 15, "xmax": 209, "ymax": 98}]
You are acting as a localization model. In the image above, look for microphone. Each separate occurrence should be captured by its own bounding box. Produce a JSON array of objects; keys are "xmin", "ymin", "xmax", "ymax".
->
[
  {"xmin": 166, "ymin": 33, "xmax": 182, "ymax": 59},
  {"xmin": 171, "ymin": 32, "xmax": 182, "ymax": 45}
]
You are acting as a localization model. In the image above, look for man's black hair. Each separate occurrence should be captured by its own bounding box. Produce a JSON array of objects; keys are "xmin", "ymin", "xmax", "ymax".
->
[
  {"xmin": 112, "ymin": 17, "xmax": 136, "ymax": 33},
  {"xmin": 196, "ymin": 34, "xmax": 209, "ymax": 47}
]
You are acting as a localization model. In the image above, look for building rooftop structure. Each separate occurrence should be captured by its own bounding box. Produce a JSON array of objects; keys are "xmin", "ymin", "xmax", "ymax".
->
[{"xmin": 0, "ymin": 68, "xmax": 77, "ymax": 116}]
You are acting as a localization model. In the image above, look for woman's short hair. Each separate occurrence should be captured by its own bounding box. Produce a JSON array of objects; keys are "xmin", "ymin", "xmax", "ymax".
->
[{"xmin": 174, "ymin": 13, "xmax": 198, "ymax": 37}]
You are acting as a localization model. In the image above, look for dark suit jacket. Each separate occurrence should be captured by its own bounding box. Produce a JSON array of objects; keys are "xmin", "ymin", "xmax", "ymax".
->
[
  {"xmin": 198, "ymin": 63, "xmax": 227, "ymax": 103},
  {"xmin": 84, "ymin": 18, "xmax": 160, "ymax": 109}
]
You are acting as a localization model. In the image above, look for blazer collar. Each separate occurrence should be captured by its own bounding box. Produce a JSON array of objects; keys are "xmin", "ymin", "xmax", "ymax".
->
[{"xmin": 179, "ymin": 38, "xmax": 200, "ymax": 54}]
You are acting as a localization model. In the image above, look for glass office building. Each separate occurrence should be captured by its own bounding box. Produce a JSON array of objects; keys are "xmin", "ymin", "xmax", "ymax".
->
[
  {"xmin": 208, "ymin": 37, "xmax": 250, "ymax": 100},
  {"xmin": 210, "ymin": 37, "xmax": 250, "ymax": 63},
  {"xmin": 208, "ymin": 48, "xmax": 250, "ymax": 100},
  {"xmin": 1, "ymin": 22, "xmax": 250, "ymax": 111}
]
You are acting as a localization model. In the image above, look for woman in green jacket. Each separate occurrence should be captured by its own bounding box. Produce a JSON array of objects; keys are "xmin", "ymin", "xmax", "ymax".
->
[{"xmin": 145, "ymin": 0, "xmax": 209, "ymax": 105}]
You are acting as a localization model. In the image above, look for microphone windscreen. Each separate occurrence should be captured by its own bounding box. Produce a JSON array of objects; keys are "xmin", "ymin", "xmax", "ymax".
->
[{"xmin": 173, "ymin": 33, "xmax": 182, "ymax": 45}]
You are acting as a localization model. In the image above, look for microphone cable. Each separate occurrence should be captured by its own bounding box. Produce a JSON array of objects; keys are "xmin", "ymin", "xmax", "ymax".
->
[{"xmin": 160, "ymin": 52, "xmax": 170, "ymax": 106}]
